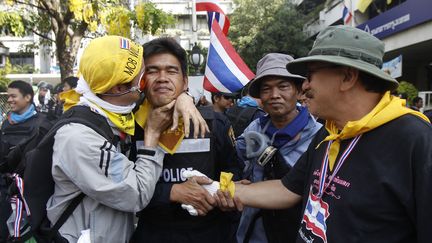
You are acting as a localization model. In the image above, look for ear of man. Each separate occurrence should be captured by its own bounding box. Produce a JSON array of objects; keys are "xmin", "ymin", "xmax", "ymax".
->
[
  {"xmin": 25, "ymin": 94, "xmax": 32, "ymax": 103},
  {"xmin": 340, "ymin": 67, "xmax": 359, "ymax": 92}
]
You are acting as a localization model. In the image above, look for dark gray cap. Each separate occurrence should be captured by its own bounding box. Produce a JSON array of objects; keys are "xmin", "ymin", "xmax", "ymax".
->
[{"xmin": 249, "ymin": 53, "xmax": 305, "ymax": 98}]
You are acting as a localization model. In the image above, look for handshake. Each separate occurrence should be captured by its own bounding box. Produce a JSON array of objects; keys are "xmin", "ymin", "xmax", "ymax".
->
[{"xmin": 180, "ymin": 170, "xmax": 235, "ymax": 216}]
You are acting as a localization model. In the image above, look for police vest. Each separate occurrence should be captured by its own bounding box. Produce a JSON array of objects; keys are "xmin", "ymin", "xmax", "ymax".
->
[{"xmin": 139, "ymin": 106, "xmax": 227, "ymax": 229}]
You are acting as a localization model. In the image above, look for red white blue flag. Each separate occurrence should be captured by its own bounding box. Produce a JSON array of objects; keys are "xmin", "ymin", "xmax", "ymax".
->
[
  {"xmin": 342, "ymin": 5, "xmax": 352, "ymax": 25},
  {"xmin": 196, "ymin": 0, "xmax": 230, "ymax": 36},
  {"xmin": 203, "ymin": 21, "xmax": 255, "ymax": 93},
  {"xmin": 302, "ymin": 191, "xmax": 330, "ymax": 243}
]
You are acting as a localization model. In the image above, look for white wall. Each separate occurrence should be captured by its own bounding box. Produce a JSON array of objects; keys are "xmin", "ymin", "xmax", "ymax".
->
[{"xmin": 187, "ymin": 75, "xmax": 211, "ymax": 104}]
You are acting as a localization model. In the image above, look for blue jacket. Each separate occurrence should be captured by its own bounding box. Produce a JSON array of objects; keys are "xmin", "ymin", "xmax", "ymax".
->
[{"xmin": 236, "ymin": 108, "xmax": 322, "ymax": 243}]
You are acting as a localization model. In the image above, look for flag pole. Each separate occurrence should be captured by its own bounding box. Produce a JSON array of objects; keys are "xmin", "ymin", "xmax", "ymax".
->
[
  {"xmin": 192, "ymin": 0, "xmax": 198, "ymax": 43},
  {"xmin": 351, "ymin": 0, "xmax": 355, "ymax": 27}
]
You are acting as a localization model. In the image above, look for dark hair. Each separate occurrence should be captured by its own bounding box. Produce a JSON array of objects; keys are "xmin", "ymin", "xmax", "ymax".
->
[
  {"xmin": 211, "ymin": 92, "xmax": 220, "ymax": 103},
  {"xmin": 291, "ymin": 79, "xmax": 304, "ymax": 93},
  {"xmin": 54, "ymin": 83, "xmax": 64, "ymax": 94},
  {"xmin": 8, "ymin": 80, "xmax": 34, "ymax": 101},
  {"xmin": 413, "ymin": 96, "xmax": 422, "ymax": 104},
  {"xmin": 358, "ymin": 71, "xmax": 392, "ymax": 94},
  {"xmin": 211, "ymin": 92, "xmax": 237, "ymax": 103},
  {"xmin": 143, "ymin": 38, "xmax": 188, "ymax": 77},
  {"xmin": 63, "ymin": 76, "xmax": 78, "ymax": 89}
]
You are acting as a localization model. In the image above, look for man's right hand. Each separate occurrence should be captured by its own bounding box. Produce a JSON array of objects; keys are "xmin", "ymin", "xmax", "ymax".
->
[
  {"xmin": 144, "ymin": 100, "xmax": 175, "ymax": 147},
  {"xmin": 214, "ymin": 179, "xmax": 250, "ymax": 212},
  {"xmin": 170, "ymin": 176, "xmax": 216, "ymax": 216}
]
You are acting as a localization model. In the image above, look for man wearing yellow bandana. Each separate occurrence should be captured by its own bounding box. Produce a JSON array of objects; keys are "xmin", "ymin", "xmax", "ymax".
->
[
  {"xmin": 46, "ymin": 35, "xmax": 202, "ymax": 243},
  {"xmin": 215, "ymin": 25, "xmax": 432, "ymax": 243},
  {"xmin": 130, "ymin": 38, "xmax": 240, "ymax": 243}
]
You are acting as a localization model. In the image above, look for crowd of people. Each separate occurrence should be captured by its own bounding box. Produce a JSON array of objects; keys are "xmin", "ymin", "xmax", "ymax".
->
[{"xmin": 0, "ymin": 24, "xmax": 430, "ymax": 243}]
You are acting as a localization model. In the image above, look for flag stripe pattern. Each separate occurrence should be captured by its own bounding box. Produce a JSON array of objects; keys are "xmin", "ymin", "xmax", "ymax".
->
[
  {"xmin": 303, "ymin": 192, "xmax": 329, "ymax": 243},
  {"xmin": 196, "ymin": 0, "xmax": 230, "ymax": 35},
  {"xmin": 203, "ymin": 21, "xmax": 255, "ymax": 93},
  {"xmin": 120, "ymin": 38, "xmax": 130, "ymax": 50},
  {"xmin": 342, "ymin": 5, "xmax": 352, "ymax": 25}
]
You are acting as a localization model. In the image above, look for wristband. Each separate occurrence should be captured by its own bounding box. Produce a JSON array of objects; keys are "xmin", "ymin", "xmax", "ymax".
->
[{"xmin": 183, "ymin": 90, "xmax": 195, "ymax": 103}]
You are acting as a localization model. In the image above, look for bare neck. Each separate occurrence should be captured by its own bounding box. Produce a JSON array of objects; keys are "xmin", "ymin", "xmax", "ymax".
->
[
  {"xmin": 332, "ymin": 90, "xmax": 383, "ymax": 130},
  {"xmin": 213, "ymin": 105, "xmax": 225, "ymax": 113},
  {"xmin": 271, "ymin": 109, "xmax": 299, "ymax": 129}
]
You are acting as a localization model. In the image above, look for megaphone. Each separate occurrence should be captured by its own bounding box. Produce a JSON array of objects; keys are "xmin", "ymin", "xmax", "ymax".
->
[{"xmin": 244, "ymin": 131, "xmax": 277, "ymax": 167}]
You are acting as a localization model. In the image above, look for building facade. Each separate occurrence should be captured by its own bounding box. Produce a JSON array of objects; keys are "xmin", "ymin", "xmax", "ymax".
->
[{"xmin": 297, "ymin": 0, "xmax": 432, "ymax": 93}]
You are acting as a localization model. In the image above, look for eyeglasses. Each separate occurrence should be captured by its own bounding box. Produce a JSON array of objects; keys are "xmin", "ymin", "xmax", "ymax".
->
[
  {"xmin": 222, "ymin": 95, "xmax": 234, "ymax": 100},
  {"xmin": 305, "ymin": 64, "xmax": 341, "ymax": 81},
  {"xmin": 99, "ymin": 71, "xmax": 146, "ymax": 97}
]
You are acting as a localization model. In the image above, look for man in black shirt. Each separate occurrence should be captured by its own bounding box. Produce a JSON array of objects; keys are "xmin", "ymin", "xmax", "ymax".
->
[{"xmin": 215, "ymin": 25, "xmax": 432, "ymax": 243}]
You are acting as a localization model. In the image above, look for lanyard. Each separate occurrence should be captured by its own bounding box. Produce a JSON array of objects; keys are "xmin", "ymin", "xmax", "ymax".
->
[{"xmin": 317, "ymin": 135, "xmax": 362, "ymax": 198}]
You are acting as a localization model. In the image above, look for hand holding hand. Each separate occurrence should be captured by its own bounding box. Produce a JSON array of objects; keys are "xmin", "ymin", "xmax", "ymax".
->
[
  {"xmin": 213, "ymin": 180, "xmax": 250, "ymax": 212},
  {"xmin": 171, "ymin": 176, "xmax": 216, "ymax": 216}
]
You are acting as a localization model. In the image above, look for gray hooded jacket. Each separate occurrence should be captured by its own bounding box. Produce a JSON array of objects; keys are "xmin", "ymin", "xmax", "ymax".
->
[{"xmin": 46, "ymin": 121, "xmax": 164, "ymax": 243}]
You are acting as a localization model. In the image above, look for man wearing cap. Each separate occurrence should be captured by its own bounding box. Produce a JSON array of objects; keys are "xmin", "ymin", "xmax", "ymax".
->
[
  {"xmin": 46, "ymin": 36, "xmax": 204, "ymax": 243},
  {"xmin": 130, "ymin": 38, "xmax": 240, "ymax": 243},
  {"xmin": 235, "ymin": 53, "xmax": 321, "ymax": 243},
  {"xmin": 215, "ymin": 25, "xmax": 432, "ymax": 243},
  {"xmin": 211, "ymin": 92, "xmax": 236, "ymax": 113}
]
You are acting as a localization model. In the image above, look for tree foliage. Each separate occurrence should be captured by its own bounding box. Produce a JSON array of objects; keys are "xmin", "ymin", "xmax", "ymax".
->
[
  {"xmin": 397, "ymin": 81, "xmax": 418, "ymax": 105},
  {"xmin": 229, "ymin": 0, "xmax": 312, "ymax": 71},
  {"xmin": 0, "ymin": 0, "xmax": 174, "ymax": 80},
  {"xmin": 0, "ymin": 59, "xmax": 12, "ymax": 92}
]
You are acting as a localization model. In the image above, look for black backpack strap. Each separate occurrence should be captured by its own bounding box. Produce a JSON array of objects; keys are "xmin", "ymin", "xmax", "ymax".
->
[
  {"xmin": 43, "ymin": 106, "xmax": 114, "ymax": 238},
  {"xmin": 49, "ymin": 193, "xmax": 85, "ymax": 240},
  {"xmin": 59, "ymin": 106, "xmax": 114, "ymax": 142}
]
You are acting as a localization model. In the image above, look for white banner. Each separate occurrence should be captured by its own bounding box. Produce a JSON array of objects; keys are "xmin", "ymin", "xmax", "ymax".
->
[{"xmin": 382, "ymin": 55, "xmax": 402, "ymax": 78}]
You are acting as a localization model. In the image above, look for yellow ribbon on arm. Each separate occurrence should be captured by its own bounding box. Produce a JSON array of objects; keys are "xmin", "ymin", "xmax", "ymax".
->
[
  {"xmin": 219, "ymin": 172, "xmax": 235, "ymax": 197},
  {"xmin": 317, "ymin": 91, "xmax": 429, "ymax": 171},
  {"xmin": 135, "ymin": 99, "xmax": 184, "ymax": 154}
]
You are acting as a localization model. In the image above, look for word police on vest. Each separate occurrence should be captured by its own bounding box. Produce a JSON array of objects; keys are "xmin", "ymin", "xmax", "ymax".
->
[{"xmin": 162, "ymin": 167, "xmax": 193, "ymax": 182}]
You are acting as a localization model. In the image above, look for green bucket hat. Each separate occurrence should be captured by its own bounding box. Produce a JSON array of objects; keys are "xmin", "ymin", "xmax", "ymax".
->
[{"xmin": 286, "ymin": 25, "xmax": 398, "ymax": 90}]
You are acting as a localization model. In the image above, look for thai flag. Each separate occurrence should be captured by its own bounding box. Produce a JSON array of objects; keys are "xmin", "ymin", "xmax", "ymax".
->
[
  {"xmin": 196, "ymin": 0, "xmax": 230, "ymax": 35},
  {"xmin": 120, "ymin": 37, "xmax": 130, "ymax": 50},
  {"xmin": 342, "ymin": 5, "xmax": 352, "ymax": 25},
  {"xmin": 302, "ymin": 192, "xmax": 330, "ymax": 243},
  {"xmin": 203, "ymin": 20, "xmax": 255, "ymax": 93}
]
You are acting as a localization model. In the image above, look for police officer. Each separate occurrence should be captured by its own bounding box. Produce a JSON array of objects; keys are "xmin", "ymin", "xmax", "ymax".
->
[{"xmin": 130, "ymin": 38, "xmax": 240, "ymax": 243}]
